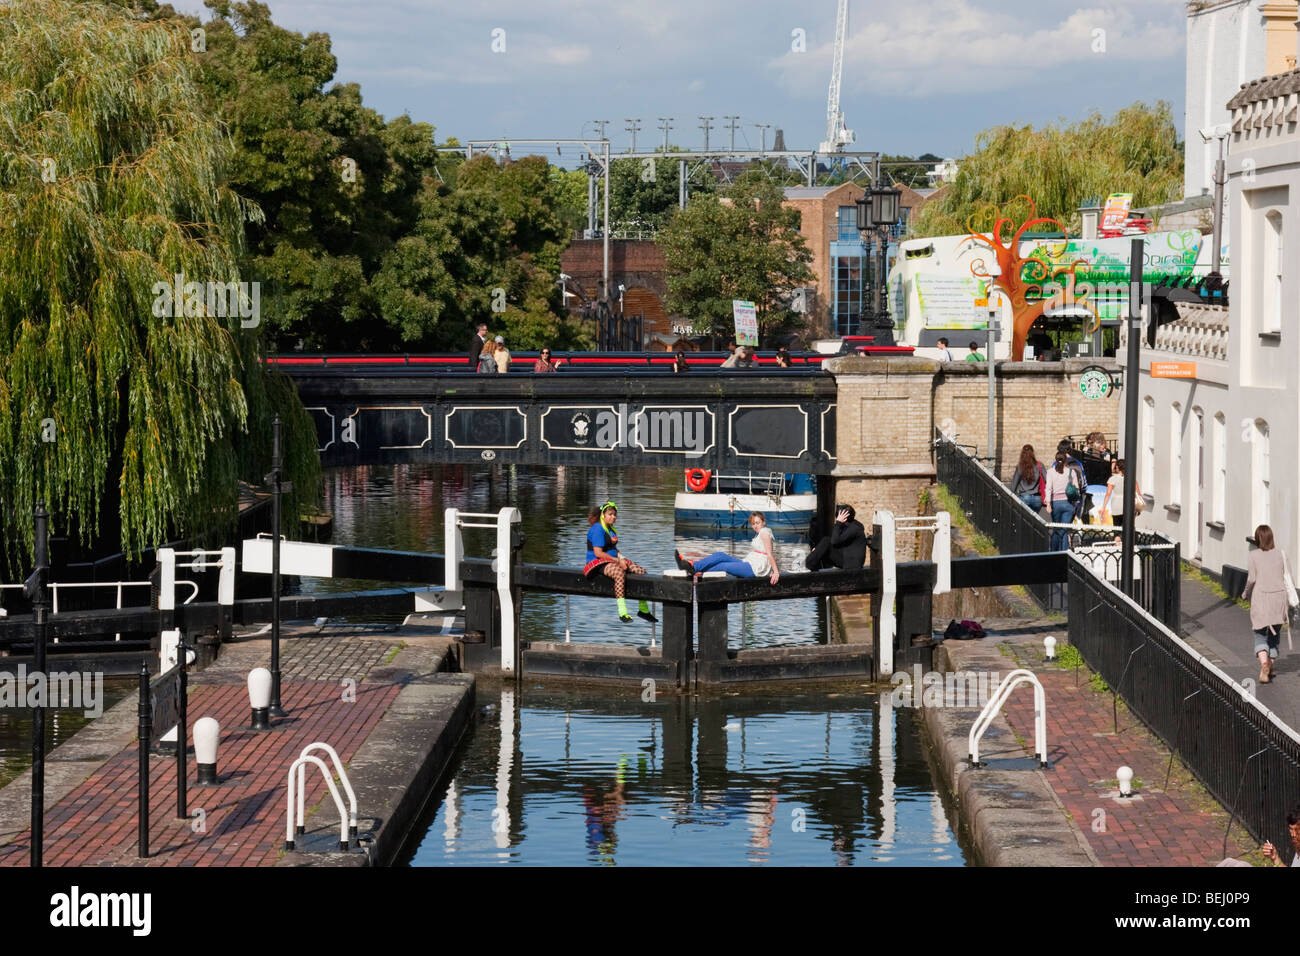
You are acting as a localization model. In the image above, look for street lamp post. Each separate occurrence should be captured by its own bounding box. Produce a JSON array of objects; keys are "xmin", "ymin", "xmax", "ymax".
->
[{"xmin": 855, "ymin": 186, "xmax": 902, "ymax": 344}]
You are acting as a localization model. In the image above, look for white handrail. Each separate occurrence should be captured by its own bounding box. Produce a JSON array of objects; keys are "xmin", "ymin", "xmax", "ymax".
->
[
  {"xmin": 967, "ymin": 668, "xmax": 1048, "ymax": 768},
  {"xmin": 285, "ymin": 754, "xmax": 350, "ymax": 852},
  {"xmin": 296, "ymin": 742, "xmax": 358, "ymax": 839}
]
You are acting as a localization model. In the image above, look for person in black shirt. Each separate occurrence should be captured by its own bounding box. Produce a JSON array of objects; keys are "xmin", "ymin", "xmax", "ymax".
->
[
  {"xmin": 469, "ymin": 322, "xmax": 488, "ymax": 369},
  {"xmin": 804, "ymin": 504, "xmax": 867, "ymax": 571}
]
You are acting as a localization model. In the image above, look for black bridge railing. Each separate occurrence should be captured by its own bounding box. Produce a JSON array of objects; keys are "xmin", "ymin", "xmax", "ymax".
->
[
  {"xmin": 933, "ymin": 433, "xmax": 1180, "ymax": 628},
  {"xmin": 1068, "ymin": 557, "xmax": 1300, "ymax": 855}
]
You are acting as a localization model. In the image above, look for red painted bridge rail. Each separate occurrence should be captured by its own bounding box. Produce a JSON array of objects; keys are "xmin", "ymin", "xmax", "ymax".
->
[{"xmin": 266, "ymin": 345, "xmax": 914, "ymax": 373}]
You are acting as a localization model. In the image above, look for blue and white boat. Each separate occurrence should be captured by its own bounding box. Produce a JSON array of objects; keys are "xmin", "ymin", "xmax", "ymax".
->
[{"xmin": 674, "ymin": 471, "xmax": 817, "ymax": 533}]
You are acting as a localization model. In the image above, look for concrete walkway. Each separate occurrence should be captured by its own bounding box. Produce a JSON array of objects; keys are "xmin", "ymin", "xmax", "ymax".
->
[{"xmin": 1178, "ymin": 571, "xmax": 1300, "ymax": 733}]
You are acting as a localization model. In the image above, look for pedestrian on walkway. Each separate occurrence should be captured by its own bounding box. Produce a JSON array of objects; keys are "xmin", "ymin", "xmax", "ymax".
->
[
  {"xmin": 1056, "ymin": 439, "xmax": 1088, "ymax": 521},
  {"xmin": 1099, "ymin": 458, "xmax": 1137, "ymax": 529},
  {"xmin": 1045, "ymin": 452, "xmax": 1074, "ymax": 550},
  {"xmin": 533, "ymin": 348, "xmax": 563, "ymax": 373},
  {"xmin": 1008, "ymin": 444, "xmax": 1045, "ymax": 513},
  {"xmin": 965, "ymin": 341, "xmax": 985, "ymax": 362},
  {"xmin": 1242, "ymin": 524, "xmax": 1291, "ymax": 683},
  {"xmin": 477, "ymin": 340, "xmax": 499, "ymax": 374},
  {"xmin": 1261, "ymin": 807, "xmax": 1300, "ymax": 866},
  {"xmin": 469, "ymin": 322, "xmax": 489, "ymax": 369},
  {"xmin": 935, "ymin": 337, "xmax": 954, "ymax": 362}
]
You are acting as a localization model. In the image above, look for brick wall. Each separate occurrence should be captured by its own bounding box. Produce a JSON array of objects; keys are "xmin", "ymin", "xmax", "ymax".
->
[{"xmin": 826, "ymin": 355, "xmax": 1122, "ymax": 520}]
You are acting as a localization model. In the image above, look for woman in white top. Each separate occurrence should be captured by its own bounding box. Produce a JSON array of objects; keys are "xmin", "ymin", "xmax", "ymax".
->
[
  {"xmin": 675, "ymin": 512, "xmax": 780, "ymax": 584},
  {"xmin": 1099, "ymin": 458, "xmax": 1138, "ymax": 529}
]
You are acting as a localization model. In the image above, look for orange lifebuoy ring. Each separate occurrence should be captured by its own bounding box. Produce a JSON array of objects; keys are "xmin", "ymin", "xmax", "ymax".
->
[{"xmin": 685, "ymin": 468, "xmax": 711, "ymax": 492}]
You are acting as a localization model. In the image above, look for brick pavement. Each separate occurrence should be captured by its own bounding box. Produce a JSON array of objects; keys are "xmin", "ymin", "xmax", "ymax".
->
[
  {"xmin": 0, "ymin": 679, "xmax": 399, "ymax": 867},
  {"xmin": 995, "ymin": 637, "xmax": 1259, "ymax": 866}
]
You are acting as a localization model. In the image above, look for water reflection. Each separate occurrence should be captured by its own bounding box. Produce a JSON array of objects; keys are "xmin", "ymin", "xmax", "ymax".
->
[
  {"xmin": 307, "ymin": 465, "xmax": 826, "ymax": 648},
  {"xmin": 403, "ymin": 687, "xmax": 966, "ymax": 867}
]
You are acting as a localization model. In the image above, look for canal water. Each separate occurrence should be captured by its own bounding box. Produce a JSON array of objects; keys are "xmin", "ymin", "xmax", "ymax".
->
[
  {"xmin": 400, "ymin": 686, "xmax": 968, "ymax": 866},
  {"xmin": 304, "ymin": 464, "xmax": 827, "ymax": 648},
  {"xmin": 0, "ymin": 679, "xmax": 133, "ymax": 788}
]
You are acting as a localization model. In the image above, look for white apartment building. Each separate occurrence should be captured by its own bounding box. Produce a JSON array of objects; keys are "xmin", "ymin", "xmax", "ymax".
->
[{"xmin": 1122, "ymin": 14, "xmax": 1300, "ymax": 577}]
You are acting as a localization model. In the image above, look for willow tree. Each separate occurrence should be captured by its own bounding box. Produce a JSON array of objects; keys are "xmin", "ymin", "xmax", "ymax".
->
[
  {"xmin": 912, "ymin": 102, "xmax": 1184, "ymax": 238},
  {"xmin": 0, "ymin": 0, "xmax": 317, "ymax": 568}
]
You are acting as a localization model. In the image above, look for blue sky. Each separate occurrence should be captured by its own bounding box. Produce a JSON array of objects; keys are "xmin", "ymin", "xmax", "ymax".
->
[{"xmin": 175, "ymin": 0, "xmax": 1188, "ymax": 160}]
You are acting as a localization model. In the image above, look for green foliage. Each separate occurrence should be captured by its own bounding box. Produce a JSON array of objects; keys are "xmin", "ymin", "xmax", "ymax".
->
[
  {"xmin": 0, "ymin": 0, "xmax": 317, "ymax": 563},
  {"xmin": 881, "ymin": 153, "xmax": 943, "ymax": 189},
  {"xmin": 659, "ymin": 174, "xmax": 814, "ymax": 343},
  {"xmin": 911, "ymin": 103, "xmax": 1183, "ymax": 238},
  {"xmin": 1054, "ymin": 643, "xmax": 1084, "ymax": 669},
  {"xmin": 1090, "ymin": 671, "xmax": 1110, "ymax": 694},
  {"xmin": 606, "ymin": 154, "xmax": 717, "ymax": 233}
]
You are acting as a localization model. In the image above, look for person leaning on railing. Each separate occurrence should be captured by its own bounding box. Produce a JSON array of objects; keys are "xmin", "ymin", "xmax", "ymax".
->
[{"xmin": 533, "ymin": 348, "xmax": 563, "ymax": 373}]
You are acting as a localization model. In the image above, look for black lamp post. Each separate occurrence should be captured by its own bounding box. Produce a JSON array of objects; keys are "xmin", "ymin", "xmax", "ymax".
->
[{"xmin": 856, "ymin": 186, "xmax": 902, "ymax": 344}]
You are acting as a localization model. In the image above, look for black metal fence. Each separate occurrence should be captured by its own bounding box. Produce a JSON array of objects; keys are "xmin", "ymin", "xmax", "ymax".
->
[
  {"xmin": 934, "ymin": 434, "xmax": 1180, "ymax": 628},
  {"xmin": 1069, "ymin": 558, "xmax": 1300, "ymax": 854}
]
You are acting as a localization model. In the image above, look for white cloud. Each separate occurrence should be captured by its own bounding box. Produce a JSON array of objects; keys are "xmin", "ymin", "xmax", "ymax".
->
[{"xmin": 771, "ymin": 0, "xmax": 1184, "ymax": 99}]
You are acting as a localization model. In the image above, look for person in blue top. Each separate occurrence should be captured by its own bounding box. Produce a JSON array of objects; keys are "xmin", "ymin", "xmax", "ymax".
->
[{"xmin": 584, "ymin": 501, "xmax": 656, "ymax": 623}]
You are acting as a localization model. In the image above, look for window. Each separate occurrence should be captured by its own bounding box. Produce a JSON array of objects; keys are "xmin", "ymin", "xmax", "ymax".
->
[
  {"xmin": 1264, "ymin": 211, "xmax": 1283, "ymax": 334},
  {"xmin": 1168, "ymin": 403, "xmax": 1182, "ymax": 506},
  {"xmin": 837, "ymin": 206, "xmax": 859, "ymax": 241},
  {"xmin": 1212, "ymin": 412, "xmax": 1226, "ymax": 523},
  {"xmin": 1141, "ymin": 397, "xmax": 1156, "ymax": 494},
  {"xmin": 832, "ymin": 253, "xmax": 865, "ymax": 337},
  {"xmin": 1252, "ymin": 419, "xmax": 1270, "ymax": 529}
]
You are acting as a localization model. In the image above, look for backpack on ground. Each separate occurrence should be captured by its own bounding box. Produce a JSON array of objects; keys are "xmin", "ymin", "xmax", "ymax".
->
[{"xmin": 943, "ymin": 619, "xmax": 987, "ymax": 641}]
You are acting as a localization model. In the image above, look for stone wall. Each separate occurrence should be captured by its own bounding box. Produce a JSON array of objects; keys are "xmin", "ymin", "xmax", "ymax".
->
[{"xmin": 826, "ymin": 355, "xmax": 1122, "ymax": 520}]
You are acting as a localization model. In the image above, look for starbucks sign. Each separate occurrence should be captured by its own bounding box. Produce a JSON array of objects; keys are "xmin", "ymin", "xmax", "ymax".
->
[{"xmin": 1078, "ymin": 366, "xmax": 1114, "ymax": 400}]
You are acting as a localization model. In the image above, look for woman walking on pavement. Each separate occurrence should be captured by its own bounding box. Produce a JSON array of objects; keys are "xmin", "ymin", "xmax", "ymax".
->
[
  {"xmin": 674, "ymin": 511, "xmax": 781, "ymax": 584},
  {"xmin": 584, "ymin": 501, "xmax": 657, "ymax": 624},
  {"xmin": 1242, "ymin": 524, "xmax": 1291, "ymax": 683},
  {"xmin": 1008, "ymin": 444, "xmax": 1045, "ymax": 513},
  {"xmin": 1044, "ymin": 451, "xmax": 1074, "ymax": 550}
]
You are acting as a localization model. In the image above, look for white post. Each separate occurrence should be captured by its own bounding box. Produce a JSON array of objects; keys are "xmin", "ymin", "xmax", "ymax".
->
[
  {"xmin": 218, "ymin": 547, "xmax": 236, "ymax": 607},
  {"xmin": 444, "ymin": 508, "xmax": 461, "ymax": 593},
  {"xmin": 495, "ymin": 508, "xmax": 522, "ymax": 674},
  {"xmin": 874, "ymin": 509, "xmax": 896, "ymax": 678},
  {"xmin": 933, "ymin": 511, "xmax": 951, "ymax": 595},
  {"xmin": 158, "ymin": 547, "xmax": 181, "ymax": 670}
]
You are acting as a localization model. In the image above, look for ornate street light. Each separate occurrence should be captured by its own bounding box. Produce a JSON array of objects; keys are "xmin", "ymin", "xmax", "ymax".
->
[{"xmin": 855, "ymin": 186, "xmax": 903, "ymax": 343}]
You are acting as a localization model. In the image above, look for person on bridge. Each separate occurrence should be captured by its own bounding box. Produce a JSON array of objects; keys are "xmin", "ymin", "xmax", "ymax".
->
[
  {"xmin": 584, "ymin": 502, "xmax": 657, "ymax": 623},
  {"xmin": 675, "ymin": 512, "xmax": 780, "ymax": 584},
  {"xmin": 533, "ymin": 348, "xmax": 563, "ymax": 373},
  {"xmin": 470, "ymin": 322, "xmax": 488, "ymax": 368},
  {"xmin": 477, "ymin": 340, "xmax": 499, "ymax": 374},
  {"xmin": 1242, "ymin": 524, "xmax": 1291, "ymax": 684},
  {"xmin": 1045, "ymin": 452, "xmax": 1075, "ymax": 550},
  {"xmin": 965, "ymin": 341, "xmax": 985, "ymax": 362},
  {"xmin": 493, "ymin": 336, "xmax": 511, "ymax": 373},
  {"xmin": 775, "ymin": 347, "xmax": 792, "ymax": 368},
  {"xmin": 803, "ymin": 504, "xmax": 867, "ymax": 572},
  {"xmin": 935, "ymin": 337, "xmax": 954, "ymax": 362},
  {"xmin": 672, "ymin": 350, "xmax": 690, "ymax": 373}
]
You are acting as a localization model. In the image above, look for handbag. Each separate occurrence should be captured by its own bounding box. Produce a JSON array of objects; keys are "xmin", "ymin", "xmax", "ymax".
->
[
  {"xmin": 1066, "ymin": 479, "xmax": 1079, "ymax": 503},
  {"xmin": 1132, "ymin": 483, "xmax": 1145, "ymax": 514},
  {"xmin": 1283, "ymin": 552, "xmax": 1299, "ymax": 609}
]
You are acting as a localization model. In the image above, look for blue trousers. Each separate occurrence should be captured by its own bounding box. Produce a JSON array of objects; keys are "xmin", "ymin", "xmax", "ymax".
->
[
  {"xmin": 1050, "ymin": 500, "xmax": 1074, "ymax": 550},
  {"xmin": 694, "ymin": 553, "xmax": 755, "ymax": 577}
]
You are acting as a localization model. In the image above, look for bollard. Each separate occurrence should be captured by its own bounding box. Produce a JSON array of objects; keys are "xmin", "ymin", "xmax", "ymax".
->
[
  {"xmin": 137, "ymin": 662, "xmax": 151, "ymax": 859},
  {"xmin": 248, "ymin": 667, "xmax": 272, "ymax": 731},
  {"xmin": 194, "ymin": 718, "xmax": 220, "ymax": 786}
]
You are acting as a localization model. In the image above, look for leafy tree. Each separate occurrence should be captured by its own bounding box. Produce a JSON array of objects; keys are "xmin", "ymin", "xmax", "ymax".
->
[
  {"xmin": 606, "ymin": 153, "xmax": 717, "ymax": 233},
  {"xmin": 880, "ymin": 153, "xmax": 943, "ymax": 189},
  {"xmin": 911, "ymin": 103, "xmax": 1183, "ymax": 237},
  {"xmin": 0, "ymin": 0, "xmax": 317, "ymax": 564},
  {"xmin": 659, "ymin": 174, "xmax": 814, "ymax": 344}
]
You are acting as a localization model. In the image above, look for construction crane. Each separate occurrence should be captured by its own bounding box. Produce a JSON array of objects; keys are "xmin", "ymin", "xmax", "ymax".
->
[{"xmin": 819, "ymin": 0, "xmax": 855, "ymax": 154}]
